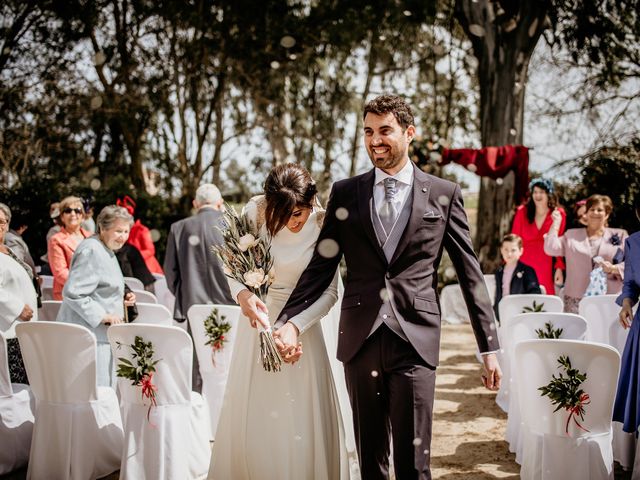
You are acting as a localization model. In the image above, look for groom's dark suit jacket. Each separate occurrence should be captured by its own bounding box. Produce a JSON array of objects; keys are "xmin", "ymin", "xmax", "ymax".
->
[{"xmin": 278, "ymin": 164, "xmax": 499, "ymax": 367}]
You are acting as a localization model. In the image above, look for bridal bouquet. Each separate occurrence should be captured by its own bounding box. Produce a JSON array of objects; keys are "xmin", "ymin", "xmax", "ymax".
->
[
  {"xmin": 212, "ymin": 204, "xmax": 282, "ymax": 372},
  {"xmin": 538, "ymin": 355, "xmax": 590, "ymax": 436}
]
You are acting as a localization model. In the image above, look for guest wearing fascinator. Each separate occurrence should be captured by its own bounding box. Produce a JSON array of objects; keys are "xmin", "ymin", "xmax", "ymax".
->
[
  {"xmin": 572, "ymin": 199, "xmax": 588, "ymax": 227},
  {"xmin": 545, "ymin": 194, "xmax": 628, "ymax": 313},
  {"xmin": 511, "ymin": 177, "xmax": 566, "ymax": 295}
]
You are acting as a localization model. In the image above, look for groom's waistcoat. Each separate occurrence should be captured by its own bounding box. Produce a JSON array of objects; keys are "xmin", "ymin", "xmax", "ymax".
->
[
  {"xmin": 368, "ymin": 189, "xmax": 412, "ymax": 341},
  {"xmin": 278, "ymin": 164, "xmax": 499, "ymax": 367}
]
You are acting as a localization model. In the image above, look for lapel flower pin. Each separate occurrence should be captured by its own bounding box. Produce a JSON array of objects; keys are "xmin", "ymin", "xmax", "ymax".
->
[{"xmin": 610, "ymin": 233, "xmax": 621, "ymax": 246}]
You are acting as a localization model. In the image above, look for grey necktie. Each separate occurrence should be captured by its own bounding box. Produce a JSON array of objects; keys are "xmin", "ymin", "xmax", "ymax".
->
[{"xmin": 380, "ymin": 177, "xmax": 398, "ymax": 234}]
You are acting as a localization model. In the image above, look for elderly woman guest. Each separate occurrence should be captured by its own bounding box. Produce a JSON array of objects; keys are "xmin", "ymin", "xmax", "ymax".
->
[
  {"xmin": 57, "ymin": 205, "xmax": 135, "ymax": 387},
  {"xmin": 48, "ymin": 196, "xmax": 92, "ymax": 300},
  {"xmin": 511, "ymin": 178, "xmax": 566, "ymax": 295},
  {"xmin": 0, "ymin": 203, "xmax": 37, "ymax": 384},
  {"xmin": 545, "ymin": 194, "xmax": 628, "ymax": 313},
  {"xmin": 613, "ymin": 198, "xmax": 640, "ymax": 436}
]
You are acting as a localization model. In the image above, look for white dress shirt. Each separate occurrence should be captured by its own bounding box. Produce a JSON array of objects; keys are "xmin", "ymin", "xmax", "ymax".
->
[{"xmin": 373, "ymin": 159, "xmax": 414, "ymax": 215}]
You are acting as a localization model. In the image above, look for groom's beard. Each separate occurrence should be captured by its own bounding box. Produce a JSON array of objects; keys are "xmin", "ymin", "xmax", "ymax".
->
[{"xmin": 367, "ymin": 144, "xmax": 405, "ymax": 171}]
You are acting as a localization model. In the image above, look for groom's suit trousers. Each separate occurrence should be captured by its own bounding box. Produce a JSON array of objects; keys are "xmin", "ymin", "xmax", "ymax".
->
[{"xmin": 345, "ymin": 325, "xmax": 435, "ymax": 480}]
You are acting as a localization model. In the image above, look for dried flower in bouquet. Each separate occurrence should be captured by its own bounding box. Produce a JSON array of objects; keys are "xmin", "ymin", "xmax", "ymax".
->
[
  {"xmin": 538, "ymin": 355, "xmax": 590, "ymax": 436},
  {"xmin": 535, "ymin": 322, "xmax": 563, "ymax": 339},
  {"xmin": 116, "ymin": 335, "xmax": 161, "ymax": 422},
  {"xmin": 204, "ymin": 307, "xmax": 231, "ymax": 365},
  {"xmin": 212, "ymin": 204, "xmax": 282, "ymax": 372}
]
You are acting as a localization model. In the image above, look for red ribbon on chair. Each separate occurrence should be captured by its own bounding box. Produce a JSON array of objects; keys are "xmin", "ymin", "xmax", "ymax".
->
[
  {"xmin": 565, "ymin": 393, "xmax": 590, "ymax": 436},
  {"xmin": 140, "ymin": 372, "xmax": 158, "ymax": 424}
]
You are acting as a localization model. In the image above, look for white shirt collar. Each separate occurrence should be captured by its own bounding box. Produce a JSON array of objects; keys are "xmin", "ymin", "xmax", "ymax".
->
[{"xmin": 374, "ymin": 158, "xmax": 414, "ymax": 186}]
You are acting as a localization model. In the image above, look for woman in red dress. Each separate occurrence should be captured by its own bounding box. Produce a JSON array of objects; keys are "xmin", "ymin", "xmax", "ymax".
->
[{"xmin": 511, "ymin": 178, "xmax": 566, "ymax": 295}]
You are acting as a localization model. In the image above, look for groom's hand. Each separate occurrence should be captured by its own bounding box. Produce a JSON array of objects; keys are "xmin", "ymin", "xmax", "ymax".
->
[
  {"xmin": 481, "ymin": 353, "xmax": 502, "ymax": 391},
  {"xmin": 237, "ymin": 289, "xmax": 269, "ymax": 329},
  {"xmin": 274, "ymin": 323, "xmax": 303, "ymax": 364}
]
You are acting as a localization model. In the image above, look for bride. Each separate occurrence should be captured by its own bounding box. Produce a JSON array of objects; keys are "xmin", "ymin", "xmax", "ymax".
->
[{"xmin": 209, "ymin": 163, "xmax": 359, "ymax": 479}]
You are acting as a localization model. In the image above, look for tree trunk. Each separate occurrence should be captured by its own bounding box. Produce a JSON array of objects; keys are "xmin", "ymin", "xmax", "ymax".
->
[{"xmin": 455, "ymin": 0, "xmax": 549, "ymax": 271}]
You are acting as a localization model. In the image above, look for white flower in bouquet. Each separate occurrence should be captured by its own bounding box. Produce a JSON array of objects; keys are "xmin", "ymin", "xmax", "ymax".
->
[
  {"xmin": 244, "ymin": 268, "xmax": 268, "ymax": 289},
  {"xmin": 212, "ymin": 203, "xmax": 281, "ymax": 372},
  {"xmin": 238, "ymin": 233, "xmax": 259, "ymax": 252}
]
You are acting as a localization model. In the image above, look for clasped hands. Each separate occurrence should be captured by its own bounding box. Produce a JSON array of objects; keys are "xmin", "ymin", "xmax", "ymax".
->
[{"xmin": 237, "ymin": 289, "xmax": 303, "ymax": 364}]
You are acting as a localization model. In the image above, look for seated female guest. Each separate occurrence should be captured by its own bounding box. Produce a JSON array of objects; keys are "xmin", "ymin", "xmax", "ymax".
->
[
  {"xmin": 0, "ymin": 203, "xmax": 37, "ymax": 384},
  {"xmin": 57, "ymin": 205, "xmax": 135, "ymax": 387},
  {"xmin": 544, "ymin": 194, "xmax": 628, "ymax": 313},
  {"xmin": 48, "ymin": 196, "xmax": 92, "ymax": 300}
]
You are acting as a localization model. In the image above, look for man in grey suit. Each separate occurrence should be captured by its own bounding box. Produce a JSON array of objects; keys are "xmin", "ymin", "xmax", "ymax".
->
[{"xmin": 163, "ymin": 183, "xmax": 234, "ymax": 392}]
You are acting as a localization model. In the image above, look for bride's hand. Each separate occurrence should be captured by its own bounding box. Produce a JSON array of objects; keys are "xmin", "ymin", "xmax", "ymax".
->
[
  {"xmin": 274, "ymin": 323, "xmax": 303, "ymax": 364},
  {"xmin": 237, "ymin": 289, "xmax": 269, "ymax": 329}
]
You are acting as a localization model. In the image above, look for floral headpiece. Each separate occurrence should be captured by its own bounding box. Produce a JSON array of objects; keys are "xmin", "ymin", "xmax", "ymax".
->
[{"xmin": 529, "ymin": 178, "xmax": 554, "ymax": 195}]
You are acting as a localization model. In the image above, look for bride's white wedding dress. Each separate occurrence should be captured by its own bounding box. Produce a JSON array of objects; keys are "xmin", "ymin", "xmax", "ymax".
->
[{"xmin": 208, "ymin": 196, "xmax": 359, "ymax": 480}]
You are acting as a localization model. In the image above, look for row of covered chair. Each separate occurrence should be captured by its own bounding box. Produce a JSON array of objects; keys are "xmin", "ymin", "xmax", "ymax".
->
[
  {"xmin": 495, "ymin": 293, "xmax": 635, "ymax": 478},
  {"xmin": 38, "ymin": 274, "xmax": 175, "ymax": 313},
  {"xmin": 2, "ymin": 322, "xmax": 212, "ymax": 479},
  {"xmin": 1, "ymin": 302, "xmax": 243, "ymax": 478}
]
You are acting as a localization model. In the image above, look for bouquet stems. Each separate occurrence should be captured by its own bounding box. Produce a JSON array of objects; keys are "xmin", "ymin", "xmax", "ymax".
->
[{"xmin": 256, "ymin": 311, "xmax": 282, "ymax": 372}]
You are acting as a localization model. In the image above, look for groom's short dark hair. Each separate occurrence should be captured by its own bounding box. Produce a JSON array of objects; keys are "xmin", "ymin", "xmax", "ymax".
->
[{"xmin": 363, "ymin": 94, "xmax": 415, "ymax": 130}]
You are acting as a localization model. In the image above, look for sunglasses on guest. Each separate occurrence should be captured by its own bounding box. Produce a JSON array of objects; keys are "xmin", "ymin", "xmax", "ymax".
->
[{"xmin": 62, "ymin": 208, "xmax": 84, "ymax": 215}]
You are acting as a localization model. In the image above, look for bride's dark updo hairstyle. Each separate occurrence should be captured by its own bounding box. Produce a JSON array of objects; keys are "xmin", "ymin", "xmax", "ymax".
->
[{"xmin": 264, "ymin": 163, "xmax": 317, "ymax": 236}]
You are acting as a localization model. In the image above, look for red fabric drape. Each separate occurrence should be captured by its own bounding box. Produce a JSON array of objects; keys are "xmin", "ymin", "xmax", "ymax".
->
[{"xmin": 440, "ymin": 145, "xmax": 529, "ymax": 205}]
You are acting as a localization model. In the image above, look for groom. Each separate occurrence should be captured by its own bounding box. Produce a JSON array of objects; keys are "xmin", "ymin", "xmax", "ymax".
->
[{"xmin": 277, "ymin": 94, "xmax": 501, "ymax": 480}]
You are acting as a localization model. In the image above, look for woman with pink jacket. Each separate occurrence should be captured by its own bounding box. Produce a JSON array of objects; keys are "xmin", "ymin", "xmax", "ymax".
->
[
  {"xmin": 544, "ymin": 194, "xmax": 628, "ymax": 313},
  {"xmin": 47, "ymin": 196, "xmax": 92, "ymax": 300}
]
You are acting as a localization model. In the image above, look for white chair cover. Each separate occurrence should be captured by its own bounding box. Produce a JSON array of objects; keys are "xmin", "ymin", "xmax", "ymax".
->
[
  {"xmin": 0, "ymin": 331, "xmax": 34, "ymax": 475},
  {"xmin": 579, "ymin": 295, "xmax": 629, "ymax": 349},
  {"xmin": 496, "ymin": 294, "xmax": 564, "ymax": 412},
  {"xmin": 107, "ymin": 324, "xmax": 210, "ymax": 480},
  {"xmin": 40, "ymin": 287, "xmax": 54, "ymax": 301},
  {"xmin": 504, "ymin": 313, "xmax": 588, "ymax": 462},
  {"xmin": 133, "ymin": 303, "xmax": 173, "ymax": 325},
  {"xmin": 124, "ymin": 276, "xmax": 145, "ymax": 291},
  {"xmin": 153, "ymin": 274, "xmax": 176, "ymax": 314},
  {"xmin": 16, "ymin": 322, "xmax": 123, "ymax": 480},
  {"xmin": 515, "ymin": 339, "xmax": 619, "ymax": 480},
  {"xmin": 440, "ymin": 274, "xmax": 496, "ymax": 324},
  {"xmin": 579, "ymin": 295, "xmax": 636, "ymax": 470},
  {"xmin": 131, "ymin": 289, "xmax": 158, "ymax": 304},
  {"xmin": 39, "ymin": 275, "xmax": 53, "ymax": 289},
  {"xmin": 38, "ymin": 300, "xmax": 62, "ymax": 321},
  {"xmin": 187, "ymin": 304, "xmax": 242, "ymax": 439}
]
